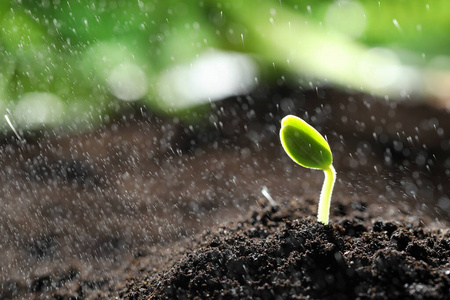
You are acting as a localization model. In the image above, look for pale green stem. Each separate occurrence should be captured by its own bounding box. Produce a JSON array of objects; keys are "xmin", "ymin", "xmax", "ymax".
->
[{"xmin": 317, "ymin": 164, "xmax": 336, "ymax": 225}]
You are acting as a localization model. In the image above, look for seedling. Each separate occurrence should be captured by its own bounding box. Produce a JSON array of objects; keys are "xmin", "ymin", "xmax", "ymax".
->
[{"xmin": 279, "ymin": 115, "xmax": 336, "ymax": 225}]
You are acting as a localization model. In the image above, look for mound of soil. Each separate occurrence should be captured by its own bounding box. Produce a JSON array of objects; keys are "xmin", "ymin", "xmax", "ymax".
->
[{"xmin": 119, "ymin": 197, "xmax": 450, "ymax": 299}]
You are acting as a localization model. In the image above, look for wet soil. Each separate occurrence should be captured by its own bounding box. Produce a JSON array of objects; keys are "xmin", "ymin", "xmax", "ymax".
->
[
  {"xmin": 119, "ymin": 197, "xmax": 450, "ymax": 300},
  {"xmin": 1, "ymin": 87, "xmax": 449, "ymax": 299}
]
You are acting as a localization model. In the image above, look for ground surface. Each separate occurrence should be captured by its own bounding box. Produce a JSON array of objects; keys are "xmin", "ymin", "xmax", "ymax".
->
[
  {"xmin": 120, "ymin": 197, "xmax": 450, "ymax": 299},
  {"xmin": 1, "ymin": 88, "xmax": 449, "ymax": 299}
]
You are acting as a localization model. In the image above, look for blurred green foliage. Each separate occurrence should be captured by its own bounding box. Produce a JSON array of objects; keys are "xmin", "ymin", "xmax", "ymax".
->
[{"xmin": 1, "ymin": 0, "xmax": 450, "ymax": 132}]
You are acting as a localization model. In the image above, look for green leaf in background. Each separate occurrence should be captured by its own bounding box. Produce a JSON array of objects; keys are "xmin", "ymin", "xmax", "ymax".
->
[{"xmin": 3, "ymin": 0, "xmax": 450, "ymax": 133}]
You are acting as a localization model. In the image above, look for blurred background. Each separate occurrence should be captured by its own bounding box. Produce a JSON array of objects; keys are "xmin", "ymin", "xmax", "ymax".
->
[{"xmin": 2, "ymin": 0, "xmax": 450, "ymax": 132}]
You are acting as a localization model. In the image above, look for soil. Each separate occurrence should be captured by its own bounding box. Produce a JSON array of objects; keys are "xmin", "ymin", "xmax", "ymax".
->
[
  {"xmin": 119, "ymin": 197, "xmax": 450, "ymax": 300},
  {"xmin": 0, "ymin": 87, "xmax": 449, "ymax": 299}
]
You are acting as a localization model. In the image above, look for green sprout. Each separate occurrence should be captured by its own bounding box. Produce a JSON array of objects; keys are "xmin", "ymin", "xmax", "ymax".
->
[{"xmin": 279, "ymin": 115, "xmax": 336, "ymax": 225}]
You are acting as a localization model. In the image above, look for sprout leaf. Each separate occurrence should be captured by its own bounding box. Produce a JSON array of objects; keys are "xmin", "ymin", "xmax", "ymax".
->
[
  {"xmin": 279, "ymin": 114, "xmax": 336, "ymax": 225},
  {"xmin": 280, "ymin": 115, "xmax": 332, "ymax": 169}
]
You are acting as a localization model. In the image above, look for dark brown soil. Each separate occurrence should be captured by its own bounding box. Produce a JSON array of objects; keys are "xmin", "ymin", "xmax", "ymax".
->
[
  {"xmin": 118, "ymin": 197, "xmax": 450, "ymax": 300},
  {"xmin": 1, "ymin": 88, "xmax": 449, "ymax": 299}
]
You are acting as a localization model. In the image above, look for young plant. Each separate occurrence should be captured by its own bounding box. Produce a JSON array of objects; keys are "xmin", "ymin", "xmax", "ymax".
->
[{"xmin": 279, "ymin": 115, "xmax": 336, "ymax": 225}]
